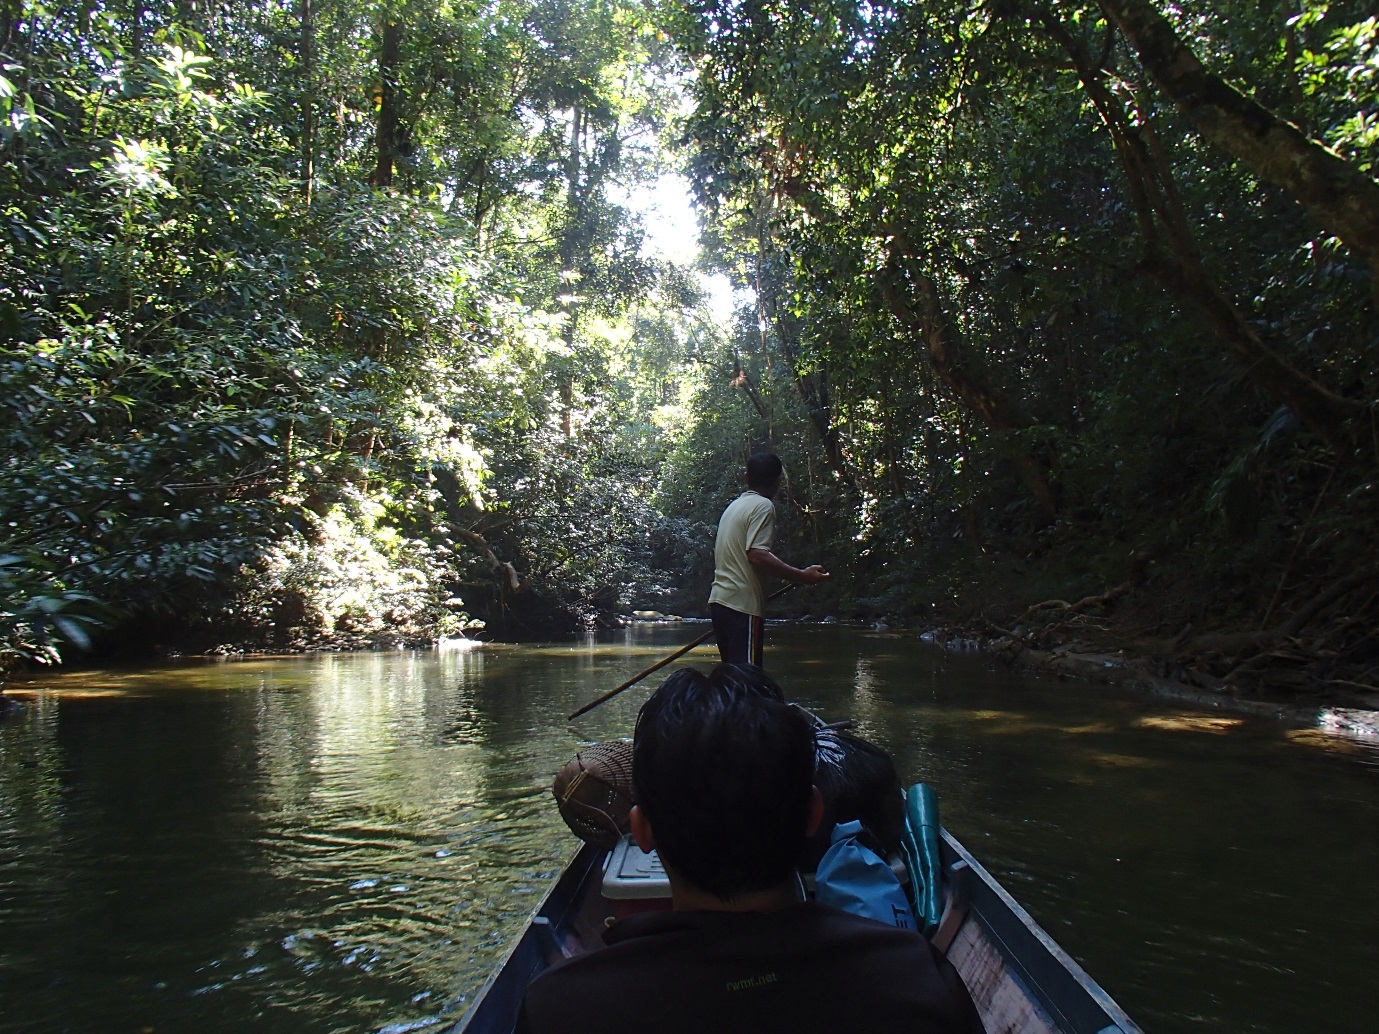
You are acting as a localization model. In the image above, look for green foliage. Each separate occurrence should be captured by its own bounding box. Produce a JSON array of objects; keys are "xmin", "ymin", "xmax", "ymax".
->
[
  {"xmin": 225, "ymin": 490, "xmax": 469, "ymax": 648},
  {"xmin": 0, "ymin": 554, "xmax": 107, "ymax": 671},
  {"xmin": 660, "ymin": 0, "xmax": 1379, "ymax": 642},
  {"xmin": 0, "ymin": 0, "xmax": 705, "ymax": 667},
  {"xmin": 4, "ymin": 0, "xmax": 1374, "ymax": 676}
]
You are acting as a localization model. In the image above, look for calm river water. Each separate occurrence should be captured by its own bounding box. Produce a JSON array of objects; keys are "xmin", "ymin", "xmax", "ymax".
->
[{"xmin": 1, "ymin": 624, "xmax": 1376, "ymax": 1034}]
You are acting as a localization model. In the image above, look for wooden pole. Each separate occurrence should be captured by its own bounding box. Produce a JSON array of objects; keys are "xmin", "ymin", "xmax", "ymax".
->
[{"xmin": 567, "ymin": 584, "xmax": 797, "ymax": 721}]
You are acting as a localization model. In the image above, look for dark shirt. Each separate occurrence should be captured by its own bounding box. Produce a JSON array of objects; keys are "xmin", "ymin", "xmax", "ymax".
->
[{"xmin": 516, "ymin": 902, "xmax": 985, "ymax": 1034}]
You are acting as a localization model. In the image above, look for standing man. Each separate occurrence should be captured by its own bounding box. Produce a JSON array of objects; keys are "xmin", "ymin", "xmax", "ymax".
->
[{"xmin": 709, "ymin": 452, "xmax": 829, "ymax": 667}]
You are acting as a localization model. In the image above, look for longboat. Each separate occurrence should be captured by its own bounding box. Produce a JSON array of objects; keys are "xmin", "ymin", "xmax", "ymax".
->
[{"xmin": 452, "ymin": 785, "xmax": 1143, "ymax": 1034}]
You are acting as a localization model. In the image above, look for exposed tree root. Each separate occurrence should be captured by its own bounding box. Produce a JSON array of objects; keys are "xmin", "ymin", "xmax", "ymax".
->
[
  {"xmin": 1177, "ymin": 569, "xmax": 1374, "ymax": 659},
  {"xmin": 1009, "ymin": 553, "xmax": 1149, "ymax": 635}
]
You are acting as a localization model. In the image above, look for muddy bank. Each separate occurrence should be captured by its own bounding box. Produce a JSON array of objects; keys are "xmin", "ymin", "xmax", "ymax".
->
[{"xmin": 933, "ymin": 625, "xmax": 1379, "ymax": 742}]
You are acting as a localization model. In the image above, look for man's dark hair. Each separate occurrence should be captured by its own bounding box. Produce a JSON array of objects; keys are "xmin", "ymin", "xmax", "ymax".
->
[
  {"xmin": 633, "ymin": 665, "xmax": 814, "ymax": 901},
  {"xmin": 745, "ymin": 452, "xmax": 784, "ymax": 492},
  {"xmin": 804, "ymin": 728, "xmax": 905, "ymax": 870}
]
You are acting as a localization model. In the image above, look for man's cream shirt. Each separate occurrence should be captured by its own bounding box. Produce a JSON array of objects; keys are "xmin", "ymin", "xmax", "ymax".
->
[{"xmin": 708, "ymin": 491, "xmax": 776, "ymax": 617}]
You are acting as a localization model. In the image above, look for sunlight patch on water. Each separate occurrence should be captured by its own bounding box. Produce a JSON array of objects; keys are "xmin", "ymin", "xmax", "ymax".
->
[
  {"xmin": 1086, "ymin": 751, "xmax": 1161, "ymax": 768},
  {"xmin": 1136, "ymin": 715, "xmax": 1245, "ymax": 735},
  {"xmin": 2, "ymin": 686, "xmax": 132, "ymax": 699},
  {"xmin": 965, "ymin": 710, "xmax": 1067, "ymax": 738},
  {"xmin": 1058, "ymin": 722, "xmax": 1120, "ymax": 735},
  {"xmin": 1286, "ymin": 728, "xmax": 1379, "ymax": 761}
]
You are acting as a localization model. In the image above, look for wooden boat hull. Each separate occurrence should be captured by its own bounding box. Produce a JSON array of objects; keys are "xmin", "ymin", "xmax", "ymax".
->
[{"xmin": 453, "ymin": 829, "xmax": 1141, "ymax": 1034}]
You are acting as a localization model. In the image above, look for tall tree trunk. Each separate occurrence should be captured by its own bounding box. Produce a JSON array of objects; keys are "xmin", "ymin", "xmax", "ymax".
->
[
  {"xmin": 777, "ymin": 323, "xmax": 854, "ymax": 494},
  {"xmin": 754, "ymin": 263, "xmax": 860, "ymax": 497},
  {"xmin": 730, "ymin": 357, "xmax": 771, "ymax": 422},
  {"xmin": 336, "ymin": 96, "xmax": 346, "ymax": 167},
  {"xmin": 773, "ymin": 171, "xmax": 1055, "ymax": 514},
  {"xmin": 564, "ymin": 102, "xmax": 582, "ymax": 221},
  {"xmin": 471, "ymin": 156, "xmax": 488, "ymax": 243},
  {"xmin": 881, "ymin": 244, "xmax": 1058, "ymax": 518},
  {"xmin": 371, "ymin": 15, "xmax": 400, "ymax": 188},
  {"xmin": 1280, "ymin": 0, "xmax": 1305, "ymax": 123},
  {"xmin": 877, "ymin": 371, "xmax": 906, "ymax": 497},
  {"xmin": 558, "ymin": 102, "xmax": 584, "ymax": 439},
  {"xmin": 1095, "ymin": 0, "xmax": 1379, "ymax": 290},
  {"xmin": 1034, "ymin": 5, "xmax": 1364, "ymax": 450},
  {"xmin": 130, "ymin": 2, "xmax": 144, "ymax": 57},
  {"xmin": 2, "ymin": 4, "xmax": 27, "ymax": 169},
  {"xmin": 300, "ymin": 0, "xmax": 315, "ymax": 199}
]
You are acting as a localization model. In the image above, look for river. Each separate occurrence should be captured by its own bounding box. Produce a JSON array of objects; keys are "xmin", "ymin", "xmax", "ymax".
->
[{"xmin": 1, "ymin": 624, "xmax": 1375, "ymax": 1033}]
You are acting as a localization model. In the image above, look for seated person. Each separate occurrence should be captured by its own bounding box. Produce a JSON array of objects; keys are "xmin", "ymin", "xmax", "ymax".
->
[
  {"xmin": 806, "ymin": 725, "xmax": 906, "ymax": 871},
  {"xmin": 517, "ymin": 665, "xmax": 985, "ymax": 1034}
]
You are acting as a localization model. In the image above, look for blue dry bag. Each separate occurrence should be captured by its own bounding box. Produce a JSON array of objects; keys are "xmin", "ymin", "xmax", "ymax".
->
[{"xmin": 814, "ymin": 819, "xmax": 917, "ymax": 930}]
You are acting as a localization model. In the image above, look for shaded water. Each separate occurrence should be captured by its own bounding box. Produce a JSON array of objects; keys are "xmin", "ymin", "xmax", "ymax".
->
[{"xmin": 1, "ymin": 625, "xmax": 1375, "ymax": 1033}]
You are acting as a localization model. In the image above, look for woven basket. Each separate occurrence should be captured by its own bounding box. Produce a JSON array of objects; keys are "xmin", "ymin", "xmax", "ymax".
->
[{"xmin": 553, "ymin": 740, "xmax": 635, "ymax": 849}]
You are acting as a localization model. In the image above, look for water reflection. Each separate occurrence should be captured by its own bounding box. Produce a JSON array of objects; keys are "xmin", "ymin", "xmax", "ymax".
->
[{"xmin": 0, "ymin": 627, "xmax": 1376, "ymax": 1034}]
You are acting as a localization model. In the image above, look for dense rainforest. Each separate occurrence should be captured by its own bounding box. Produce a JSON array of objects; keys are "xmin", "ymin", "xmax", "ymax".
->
[{"xmin": 2, "ymin": 0, "xmax": 1376, "ymax": 705}]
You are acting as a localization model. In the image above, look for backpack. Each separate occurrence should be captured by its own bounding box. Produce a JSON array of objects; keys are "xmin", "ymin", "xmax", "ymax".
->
[{"xmin": 813, "ymin": 819, "xmax": 917, "ymax": 931}]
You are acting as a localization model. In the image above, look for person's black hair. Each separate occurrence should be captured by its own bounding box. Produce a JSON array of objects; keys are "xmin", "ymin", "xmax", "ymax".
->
[
  {"xmin": 710, "ymin": 661, "xmax": 786, "ymax": 702},
  {"xmin": 633, "ymin": 664, "xmax": 814, "ymax": 901},
  {"xmin": 745, "ymin": 452, "xmax": 784, "ymax": 492},
  {"xmin": 804, "ymin": 728, "xmax": 905, "ymax": 871}
]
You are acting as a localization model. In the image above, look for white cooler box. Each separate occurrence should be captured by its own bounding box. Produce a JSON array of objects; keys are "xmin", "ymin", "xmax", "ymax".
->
[{"xmin": 601, "ymin": 836, "xmax": 673, "ymax": 918}]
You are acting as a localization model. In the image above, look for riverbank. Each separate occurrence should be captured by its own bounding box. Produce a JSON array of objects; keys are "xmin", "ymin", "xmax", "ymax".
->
[
  {"xmin": 613, "ymin": 599, "xmax": 1379, "ymax": 737},
  {"xmin": 897, "ymin": 612, "xmax": 1379, "ymax": 745},
  {"xmin": 826, "ymin": 540, "xmax": 1379, "ymax": 728},
  {"xmin": 7, "ymin": 572, "xmax": 1375, "ymax": 744},
  {"xmin": 983, "ymin": 633, "xmax": 1376, "ymax": 728}
]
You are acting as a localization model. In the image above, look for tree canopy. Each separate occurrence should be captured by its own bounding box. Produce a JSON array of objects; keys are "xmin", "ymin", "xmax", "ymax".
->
[{"xmin": 3, "ymin": 0, "xmax": 1376, "ymax": 699}]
